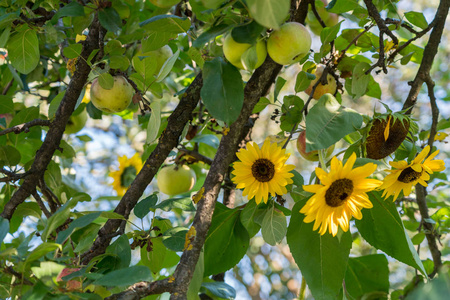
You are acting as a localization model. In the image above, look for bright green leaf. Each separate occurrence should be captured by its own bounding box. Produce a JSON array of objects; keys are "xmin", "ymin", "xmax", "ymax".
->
[
  {"xmin": 93, "ymin": 265, "xmax": 152, "ymax": 286},
  {"xmin": 246, "ymin": 0, "xmax": 290, "ymax": 29},
  {"xmin": 7, "ymin": 27, "xmax": 40, "ymax": 74},
  {"xmin": 261, "ymin": 206, "xmax": 287, "ymax": 245}
]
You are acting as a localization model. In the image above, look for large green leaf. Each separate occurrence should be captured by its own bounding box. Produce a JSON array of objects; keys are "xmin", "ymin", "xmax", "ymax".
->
[
  {"xmin": 93, "ymin": 265, "xmax": 152, "ymax": 287},
  {"xmin": 140, "ymin": 15, "xmax": 190, "ymax": 34},
  {"xmin": 0, "ymin": 95, "xmax": 13, "ymax": 114},
  {"xmin": 261, "ymin": 205, "xmax": 287, "ymax": 245},
  {"xmin": 286, "ymin": 200, "xmax": 352, "ymax": 300},
  {"xmin": 404, "ymin": 11, "xmax": 429, "ymax": 30},
  {"xmin": 240, "ymin": 199, "xmax": 262, "ymax": 237},
  {"xmin": 98, "ymin": 7, "xmax": 122, "ymax": 35},
  {"xmin": 200, "ymin": 57, "xmax": 244, "ymax": 124},
  {"xmin": 0, "ymin": 145, "xmax": 21, "ymax": 167},
  {"xmin": 345, "ymin": 254, "xmax": 390, "ymax": 299},
  {"xmin": 305, "ymin": 93, "xmax": 363, "ymax": 151},
  {"xmin": 25, "ymin": 242, "xmax": 62, "ymax": 264},
  {"xmin": 141, "ymin": 237, "xmax": 166, "ymax": 274},
  {"xmin": 56, "ymin": 212, "xmax": 102, "ymax": 244},
  {"xmin": 351, "ymin": 62, "xmax": 371, "ymax": 99},
  {"xmin": 246, "ymin": 0, "xmax": 290, "ymax": 30},
  {"xmin": 328, "ymin": 0, "xmax": 359, "ymax": 13},
  {"xmin": 355, "ymin": 191, "xmax": 427, "ymax": 276},
  {"xmin": 204, "ymin": 203, "xmax": 250, "ymax": 276},
  {"xmin": 7, "ymin": 26, "xmax": 40, "ymax": 74}
]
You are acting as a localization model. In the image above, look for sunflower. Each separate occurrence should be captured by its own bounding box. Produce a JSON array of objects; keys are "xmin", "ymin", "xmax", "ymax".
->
[
  {"xmin": 110, "ymin": 153, "xmax": 143, "ymax": 196},
  {"xmin": 380, "ymin": 145, "xmax": 445, "ymax": 201},
  {"xmin": 365, "ymin": 113, "xmax": 410, "ymax": 160},
  {"xmin": 301, "ymin": 153, "xmax": 382, "ymax": 236},
  {"xmin": 232, "ymin": 139, "xmax": 295, "ymax": 204}
]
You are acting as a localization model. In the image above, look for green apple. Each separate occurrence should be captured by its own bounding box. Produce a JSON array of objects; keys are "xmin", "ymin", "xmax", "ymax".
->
[
  {"xmin": 296, "ymin": 130, "xmax": 335, "ymax": 161},
  {"xmin": 304, "ymin": 64, "xmax": 337, "ymax": 100},
  {"xmin": 223, "ymin": 34, "xmax": 267, "ymax": 70},
  {"xmin": 90, "ymin": 75, "xmax": 134, "ymax": 113},
  {"xmin": 267, "ymin": 22, "xmax": 312, "ymax": 65},
  {"xmin": 65, "ymin": 109, "xmax": 88, "ymax": 134},
  {"xmin": 307, "ymin": 0, "xmax": 339, "ymax": 36},
  {"xmin": 157, "ymin": 164, "xmax": 196, "ymax": 196},
  {"xmin": 149, "ymin": 0, "xmax": 180, "ymax": 8}
]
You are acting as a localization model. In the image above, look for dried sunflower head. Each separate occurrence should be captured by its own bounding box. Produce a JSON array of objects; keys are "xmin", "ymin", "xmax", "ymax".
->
[{"xmin": 365, "ymin": 114, "xmax": 411, "ymax": 160}]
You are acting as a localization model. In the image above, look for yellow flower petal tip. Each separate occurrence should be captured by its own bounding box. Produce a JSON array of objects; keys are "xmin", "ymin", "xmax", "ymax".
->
[
  {"xmin": 301, "ymin": 153, "xmax": 382, "ymax": 237},
  {"xmin": 379, "ymin": 146, "xmax": 445, "ymax": 202},
  {"xmin": 232, "ymin": 138, "xmax": 295, "ymax": 204}
]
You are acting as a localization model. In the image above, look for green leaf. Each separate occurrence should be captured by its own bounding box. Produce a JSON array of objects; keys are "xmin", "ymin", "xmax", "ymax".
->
[
  {"xmin": 0, "ymin": 12, "xmax": 19, "ymax": 30},
  {"xmin": 190, "ymin": 134, "xmax": 220, "ymax": 148},
  {"xmin": 0, "ymin": 145, "xmax": 21, "ymax": 167},
  {"xmin": 7, "ymin": 27, "xmax": 40, "ymax": 74},
  {"xmin": 105, "ymin": 40, "xmax": 125, "ymax": 55},
  {"xmin": 351, "ymin": 62, "xmax": 371, "ymax": 99},
  {"xmin": 295, "ymin": 71, "xmax": 314, "ymax": 93},
  {"xmin": 261, "ymin": 205, "xmax": 287, "ymax": 245},
  {"xmin": 407, "ymin": 270, "xmax": 450, "ymax": 299},
  {"xmin": 93, "ymin": 265, "xmax": 152, "ymax": 286},
  {"xmin": 187, "ymin": 47, "xmax": 205, "ymax": 68},
  {"xmin": 252, "ymin": 97, "xmax": 271, "ymax": 114},
  {"xmin": 231, "ymin": 21, "xmax": 265, "ymax": 44},
  {"xmin": 98, "ymin": 73, "xmax": 114, "ymax": 90},
  {"xmin": 109, "ymin": 55, "xmax": 129, "ymax": 71},
  {"xmin": 274, "ymin": 76, "xmax": 286, "ymax": 101},
  {"xmin": 0, "ymin": 26, "xmax": 11, "ymax": 48},
  {"xmin": 201, "ymin": 57, "xmax": 244, "ymax": 124},
  {"xmin": 0, "ymin": 217, "xmax": 9, "ymax": 244},
  {"xmin": 305, "ymin": 93, "xmax": 363, "ymax": 152},
  {"xmin": 328, "ymin": 0, "xmax": 359, "ymax": 14},
  {"xmin": 287, "ymin": 200, "xmax": 352, "ymax": 300},
  {"xmin": 26, "ymin": 242, "xmax": 62, "ymax": 264},
  {"xmin": 0, "ymin": 95, "xmax": 13, "ymax": 114},
  {"xmin": 106, "ymin": 234, "xmax": 131, "ymax": 270},
  {"xmin": 41, "ymin": 198, "xmax": 79, "ymax": 242},
  {"xmin": 156, "ymin": 48, "xmax": 180, "ymax": 82},
  {"xmin": 202, "ymin": 282, "xmax": 237, "ymax": 299},
  {"xmin": 320, "ymin": 21, "xmax": 342, "ymax": 45},
  {"xmin": 141, "ymin": 238, "xmax": 166, "ymax": 274},
  {"xmin": 246, "ymin": 0, "xmax": 290, "ymax": 29},
  {"xmin": 162, "ymin": 227, "xmax": 188, "ymax": 252},
  {"xmin": 48, "ymin": 92, "xmax": 65, "ymax": 119},
  {"xmin": 345, "ymin": 254, "xmax": 390, "ymax": 299},
  {"xmin": 56, "ymin": 212, "xmax": 102, "ymax": 244},
  {"xmin": 240, "ymin": 199, "xmax": 262, "ymax": 237},
  {"xmin": 52, "ymin": 2, "xmax": 85, "ymax": 20},
  {"xmin": 154, "ymin": 197, "xmax": 196, "ymax": 211},
  {"xmin": 142, "ymin": 31, "xmax": 177, "ymax": 52},
  {"xmin": 134, "ymin": 194, "xmax": 158, "ymax": 219},
  {"xmin": 404, "ymin": 11, "xmax": 429, "ymax": 30},
  {"xmin": 140, "ymin": 15, "xmax": 191, "ymax": 34},
  {"xmin": 193, "ymin": 24, "xmax": 232, "ymax": 48},
  {"xmin": 188, "ymin": 250, "xmax": 204, "ymax": 299},
  {"xmin": 204, "ymin": 202, "xmax": 250, "ymax": 276},
  {"xmin": 146, "ymin": 101, "xmax": 161, "ymax": 144},
  {"xmin": 98, "ymin": 7, "xmax": 122, "ymax": 34},
  {"xmin": 355, "ymin": 191, "xmax": 427, "ymax": 276},
  {"xmin": 132, "ymin": 54, "xmax": 157, "ymax": 84}
]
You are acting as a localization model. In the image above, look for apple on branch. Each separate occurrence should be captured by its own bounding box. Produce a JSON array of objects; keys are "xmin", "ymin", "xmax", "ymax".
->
[
  {"xmin": 65, "ymin": 109, "xmax": 88, "ymax": 134},
  {"xmin": 304, "ymin": 64, "xmax": 337, "ymax": 100},
  {"xmin": 156, "ymin": 164, "xmax": 197, "ymax": 196},
  {"xmin": 267, "ymin": 22, "xmax": 312, "ymax": 65},
  {"xmin": 90, "ymin": 75, "xmax": 134, "ymax": 113}
]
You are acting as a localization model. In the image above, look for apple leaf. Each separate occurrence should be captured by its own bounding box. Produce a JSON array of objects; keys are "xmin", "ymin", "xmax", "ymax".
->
[
  {"xmin": 156, "ymin": 48, "xmax": 180, "ymax": 82},
  {"xmin": 231, "ymin": 21, "xmax": 264, "ymax": 44},
  {"xmin": 193, "ymin": 24, "xmax": 232, "ymax": 48},
  {"xmin": 7, "ymin": 26, "xmax": 40, "ymax": 74},
  {"xmin": 246, "ymin": 0, "xmax": 290, "ymax": 30},
  {"xmin": 93, "ymin": 265, "xmax": 152, "ymax": 286},
  {"xmin": 351, "ymin": 62, "xmax": 371, "ymax": 99},
  {"xmin": 404, "ymin": 11, "xmax": 428, "ymax": 30},
  {"xmin": 140, "ymin": 15, "xmax": 190, "ymax": 34},
  {"xmin": 305, "ymin": 93, "xmax": 363, "ymax": 152},
  {"xmin": 200, "ymin": 57, "xmax": 244, "ymax": 124},
  {"xmin": 63, "ymin": 43, "xmax": 82, "ymax": 59},
  {"xmin": 98, "ymin": 73, "xmax": 114, "ymax": 90},
  {"xmin": 146, "ymin": 101, "xmax": 161, "ymax": 144},
  {"xmin": 142, "ymin": 31, "xmax": 176, "ymax": 52},
  {"xmin": 328, "ymin": 0, "xmax": 359, "ymax": 14}
]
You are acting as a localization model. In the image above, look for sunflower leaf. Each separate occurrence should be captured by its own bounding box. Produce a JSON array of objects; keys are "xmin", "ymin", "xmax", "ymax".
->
[
  {"xmin": 305, "ymin": 93, "xmax": 363, "ymax": 152},
  {"xmin": 287, "ymin": 199, "xmax": 353, "ymax": 300},
  {"xmin": 355, "ymin": 191, "xmax": 427, "ymax": 276}
]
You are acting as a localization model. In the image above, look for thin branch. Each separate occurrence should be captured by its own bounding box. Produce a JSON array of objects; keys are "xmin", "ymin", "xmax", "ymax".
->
[
  {"xmin": 402, "ymin": 0, "xmax": 449, "ymax": 113},
  {"xmin": 0, "ymin": 168, "xmax": 30, "ymax": 183},
  {"xmin": 178, "ymin": 147, "xmax": 213, "ymax": 165},
  {"xmin": 3, "ymin": 266, "xmax": 33, "ymax": 286},
  {"xmin": 0, "ymin": 119, "xmax": 51, "ymax": 137},
  {"xmin": 32, "ymin": 190, "xmax": 51, "ymax": 219},
  {"xmin": 336, "ymin": 24, "xmax": 375, "ymax": 64}
]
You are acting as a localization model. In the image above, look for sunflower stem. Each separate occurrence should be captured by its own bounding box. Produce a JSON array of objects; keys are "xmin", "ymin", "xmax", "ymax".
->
[{"xmin": 318, "ymin": 149, "xmax": 327, "ymax": 172}]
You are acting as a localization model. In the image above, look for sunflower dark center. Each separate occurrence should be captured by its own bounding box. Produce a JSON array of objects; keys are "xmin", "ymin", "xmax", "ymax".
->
[
  {"xmin": 366, "ymin": 118, "xmax": 410, "ymax": 160},
  {"xmin": 121, "ymin": 166, "xmax": 137, "ymax": 187},
  {"xmin": 397, "ymin": 167, "xmax": 422, "ymax": 183},
  {"xmin": 325, "ymin": 179, "xmax": 354, "ymax": 207},
  {"xmin": 251, "ymin": 159, "xmax": 275, "ymax": 182}
]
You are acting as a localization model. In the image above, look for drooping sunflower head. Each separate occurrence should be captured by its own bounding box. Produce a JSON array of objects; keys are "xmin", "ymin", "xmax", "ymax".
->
[
  {"xmin": 365, "ymin": 113, "xmax": 411, "ymax": 160},
  {"xmin": 232, "ymin": 139, "xmax": 295, "ymax": 204},
  {"xmin": 380, "ymin": 145, "xmax": 445, "ymax": 201},
  {"xmin": 110, "ymin": 153, "xmax": 144, "ymax": 196},
  {"xmin": 301, "ymin": 153, "xmax": 382, "ymax": 236}
]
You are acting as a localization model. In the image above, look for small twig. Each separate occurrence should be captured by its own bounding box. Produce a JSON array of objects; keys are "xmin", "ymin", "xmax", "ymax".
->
[
  {"xmin": 38, "ymin": 177, "xmax": 60, "ymax": 213},
  {"xmin": 425, "ymin": 76, "xmax": 439, "ymax": 149},
  {"xmin": 32, "ymin": 190, "xmax": 52, "ymax": 218},
  {"xmin": 336, "ymin": 24, "xmax": 375, "ymax": 64},
  {"xmin": 3, "ymin": 266, "xmax": 33, "ymax": 286},
  {"xmin": 178, "ymin": 147, "xmax": 213, "ymax": 165},
  {"xmin": 0, "ymin": 119, "xmax": 51, "ymax": 137},
  {"xmin": 310, "ymin": 0, "xmax": 327, "ymax": 28},
  {"xmin": 0, "ymin": 168, "xmax": 30, "ymax": 183}
]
